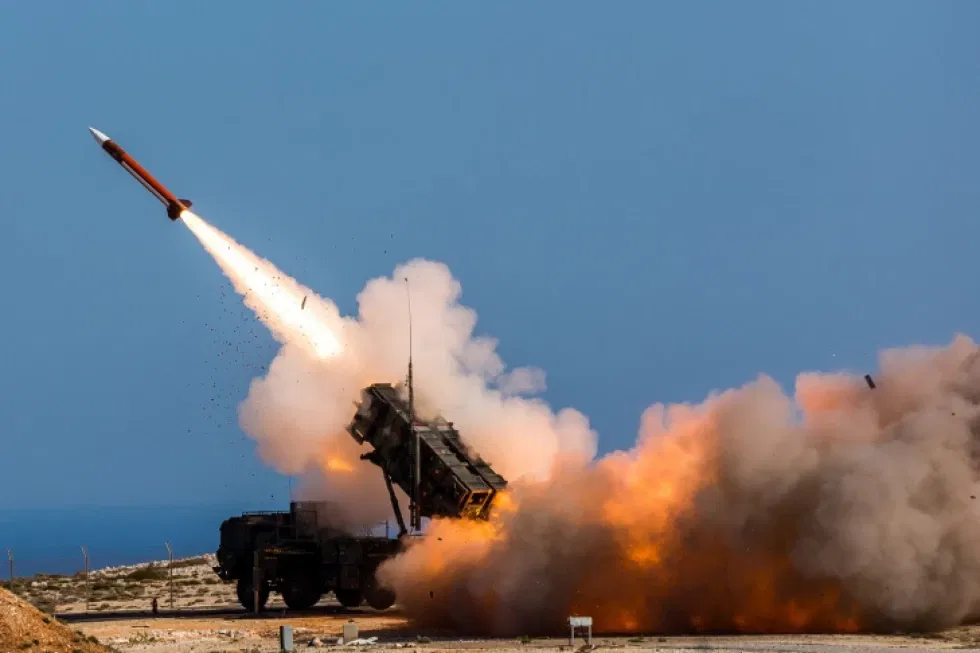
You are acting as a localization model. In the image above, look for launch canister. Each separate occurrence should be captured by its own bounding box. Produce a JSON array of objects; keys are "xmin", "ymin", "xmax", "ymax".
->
[{"xmin": 88, "ymin": 127, "xmax": 193, "ymax": 221}]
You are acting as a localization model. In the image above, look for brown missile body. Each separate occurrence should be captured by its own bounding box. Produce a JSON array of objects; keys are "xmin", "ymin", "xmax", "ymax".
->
[{"xmin": 89, "ymin": 127, "xmax": 193, "ymax": 221}]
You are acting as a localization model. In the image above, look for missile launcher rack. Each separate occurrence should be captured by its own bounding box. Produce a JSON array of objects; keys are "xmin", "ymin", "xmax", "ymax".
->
[{"xmin": 347, "ymin": 382, "xmax": 508, "ymax": 535}]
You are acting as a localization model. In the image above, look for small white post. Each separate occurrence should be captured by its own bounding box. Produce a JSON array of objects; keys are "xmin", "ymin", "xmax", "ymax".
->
[
  {"xmin": 568, "ymin": 616, "xmax": 593, "ymax": 647},
  {"xmin": 280, "ymin": 624, "xmax": 294, "ymax": 652}
]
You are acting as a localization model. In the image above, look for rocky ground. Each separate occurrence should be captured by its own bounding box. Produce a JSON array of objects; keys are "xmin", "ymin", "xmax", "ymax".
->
[
  {"xmin": 0, "ymin": 554, "xmax": 248, "ymax": 616},
  {"xmin": 5, "ymin": 556, "xmax": 980, "ymax": 653}
]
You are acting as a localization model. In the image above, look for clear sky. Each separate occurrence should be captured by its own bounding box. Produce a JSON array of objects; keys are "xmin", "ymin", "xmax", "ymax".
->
[{"xmin": 1, "ymin": 2, "xmax": 978, "ymax": 510}]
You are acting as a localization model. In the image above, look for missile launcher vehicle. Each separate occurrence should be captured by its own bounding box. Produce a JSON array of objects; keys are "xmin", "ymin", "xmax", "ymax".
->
[
  {"xmin": 213, "ymin": 501, "xmax": 399, "ymax": 612},
  {"xmin": 213, "ymin": 381, "xmax": 508, "ymax": 612}
]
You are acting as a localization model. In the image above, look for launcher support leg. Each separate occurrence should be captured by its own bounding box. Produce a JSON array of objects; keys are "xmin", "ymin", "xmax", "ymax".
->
[{"xmin": 383, "ymin": 470, "xmax": 408, "ymax": 538}]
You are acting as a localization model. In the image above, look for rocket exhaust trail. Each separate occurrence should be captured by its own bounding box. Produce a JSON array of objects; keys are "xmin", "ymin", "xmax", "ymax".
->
[
  {"xmin": 178, "ymin": 210, "xmax": 343, "ymax": 359},
  {"xmin": 175, "ymin": 209, "xmax": 598, "ymax": 546}
]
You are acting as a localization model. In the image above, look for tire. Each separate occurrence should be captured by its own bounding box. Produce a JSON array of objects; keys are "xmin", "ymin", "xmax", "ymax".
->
[
  {"xmin": 236, "ymin": 576, "xmax": 270, "ymax": 612},
  {"xmin": 281, "ymin": 575, "xmax": 322, "ymax": 611},
  {"xmin": 364, "ymin": 580, "xmax": 396, "ymax": 611},
  {"xmin": 334, "ymin": 589, "xmax": 363, "ymax": 608}
]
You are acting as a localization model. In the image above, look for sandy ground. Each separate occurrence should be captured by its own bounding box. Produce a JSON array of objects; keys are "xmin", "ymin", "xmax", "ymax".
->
[
  {"xmin": 0, "ymin": 585, "xmax": 111, "ymax": 653},
  {"xmin": 9, "ymin": 555, "xmax": 980, "ymax": 653},
  {"xmin": 61, "ymin": 608, "xmax": 980, "ymax": 653}
]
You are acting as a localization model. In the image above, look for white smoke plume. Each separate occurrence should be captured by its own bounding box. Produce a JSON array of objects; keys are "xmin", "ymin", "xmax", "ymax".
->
[
  {"xmin": 180, "ymin": 210, "xmax": 597, "ymax": 530},
  {"xmin": 247, "ymin": 259, "xmax": 598, "ymax": 529}
]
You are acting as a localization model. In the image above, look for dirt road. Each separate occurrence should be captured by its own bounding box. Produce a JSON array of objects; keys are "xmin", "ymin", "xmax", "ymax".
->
[{"xmin": 66, "ymin": 607, "xmax": 980, "ymax": 653}]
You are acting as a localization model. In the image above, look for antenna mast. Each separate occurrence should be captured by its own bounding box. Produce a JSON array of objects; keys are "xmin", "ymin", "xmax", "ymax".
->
[{"xmin": 405, "ymin": 277, "xmax": 421, "ymax": 533}]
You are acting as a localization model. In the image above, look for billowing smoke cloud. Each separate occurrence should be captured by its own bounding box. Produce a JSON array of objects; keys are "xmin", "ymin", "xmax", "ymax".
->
[
  {"xmin": 237, "ymin": 259, "xmax": 599, "ymax": 510},
  {"xmin": 182, "ymin": 211, "xmax": 598, "ymax": 530},
  {"xmin": 378, "ymin": 335, "xmax": 980, "ymax": 635},
  {"xmin": 183, "ymin": 211, "xmax": 980, "ymax": 635}
]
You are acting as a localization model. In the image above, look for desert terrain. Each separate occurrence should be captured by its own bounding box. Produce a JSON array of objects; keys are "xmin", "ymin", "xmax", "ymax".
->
[{"xmin": 4, "ymin": 556, "xmax": 980, "ymax": 653}]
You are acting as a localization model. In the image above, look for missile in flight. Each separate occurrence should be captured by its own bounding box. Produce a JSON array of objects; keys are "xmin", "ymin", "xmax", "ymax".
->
[{"xmin": 88, "ymin": 127, "xmax": 193, "ymax": 221}]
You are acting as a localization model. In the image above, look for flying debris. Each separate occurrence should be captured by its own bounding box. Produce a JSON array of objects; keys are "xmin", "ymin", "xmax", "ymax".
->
[
  {"xmin": 88, "ymin": 126, "xmax": 193, "ymax": 221},
  {"xmin": 864, "ymin": 374, "xmax": 876, "ymax": 389},
  {"xmin": 301, "ymin": 296, "xmax": 307, "ymax": 310}
]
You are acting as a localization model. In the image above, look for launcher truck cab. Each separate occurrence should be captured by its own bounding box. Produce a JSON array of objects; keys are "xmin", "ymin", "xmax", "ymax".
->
[{"xmin": 213, "ymin": 501, "xmax": 399, "ymax": 612}]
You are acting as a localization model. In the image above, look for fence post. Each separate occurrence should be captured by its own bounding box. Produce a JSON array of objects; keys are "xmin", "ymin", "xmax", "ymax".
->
[
  {"xmin": 80, "ymin": 546, "xmax": 90, "ymax": 612},
  {"xmin": 164, "ymin": 542, "xmax": 174, "ymax": 611},
  {"xmin": 252, "ymin": 551, "xmax": 260, "ymax": 615}
]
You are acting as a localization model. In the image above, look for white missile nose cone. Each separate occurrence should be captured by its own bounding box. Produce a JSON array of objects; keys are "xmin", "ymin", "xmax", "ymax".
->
[{"xmin": 88, "ymin": 127, "xmax": 109, "ymax": 144}]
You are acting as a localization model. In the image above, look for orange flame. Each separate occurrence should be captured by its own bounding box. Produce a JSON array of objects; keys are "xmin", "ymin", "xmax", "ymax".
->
[
  {"xmin": 324, "ymin": 457, "xmax": 354, "ymax": 473},
  {"xmin": 378, "ymin": 389, "xmax": 869, "ymax": 637}
]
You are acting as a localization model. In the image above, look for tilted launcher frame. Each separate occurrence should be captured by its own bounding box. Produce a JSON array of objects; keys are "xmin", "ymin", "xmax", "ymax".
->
[{"xmin": 347, "ymin": 382, "xmax": 508, "ymax": 536}]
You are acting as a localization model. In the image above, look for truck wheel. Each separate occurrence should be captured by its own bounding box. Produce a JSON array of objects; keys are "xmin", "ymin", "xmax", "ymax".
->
[
  {"xmin": 364, "ymin": 581, "xmax": 396, "ymax": 611},
  {"xmin": 236, "ymin": 576, "xmax": 269, "ymax": 612},
  {"xmin": 281, "ymin": 576, "xmax": 322, "ymax": 611},
  {"xmin": 334, "ymin": 589, "xmax": 363, "ymax": 608}
]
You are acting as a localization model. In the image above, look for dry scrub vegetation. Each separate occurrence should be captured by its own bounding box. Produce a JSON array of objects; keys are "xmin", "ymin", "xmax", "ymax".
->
[{"xmin": 0, "ymin": 554, "xmax": 242, "ymax": 615}]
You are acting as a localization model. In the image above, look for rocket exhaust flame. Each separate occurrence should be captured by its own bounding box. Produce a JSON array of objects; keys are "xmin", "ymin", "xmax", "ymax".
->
[
  {"xmin": 175, "ymin": 209, "xmax": 980, "ymax": 638},
  {"xmin": 179, "ymin": 211, "xmax": 343, "ymax": 359}
]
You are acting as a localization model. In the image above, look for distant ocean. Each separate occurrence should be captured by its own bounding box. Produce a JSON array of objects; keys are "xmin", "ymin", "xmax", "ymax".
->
[{"xmin": 0, "ymin": 504, "xmax": 264, "ymax": 578}]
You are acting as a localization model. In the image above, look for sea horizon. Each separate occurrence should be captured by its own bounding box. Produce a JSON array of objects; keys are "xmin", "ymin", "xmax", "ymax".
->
[{"xmin": 0, "ymin": 503, "xmax": 272, "ymax": 578}]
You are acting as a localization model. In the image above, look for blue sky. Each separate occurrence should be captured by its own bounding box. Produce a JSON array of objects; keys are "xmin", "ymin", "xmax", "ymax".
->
[{"xmin": 1, "ymin": 2, "xmax": 978, "ymax": 510}]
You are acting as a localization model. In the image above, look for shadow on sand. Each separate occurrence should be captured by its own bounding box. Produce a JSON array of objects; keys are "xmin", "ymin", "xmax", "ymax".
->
[{"xmin": 55, "ymin": 604, "xmax": 396, "ymax": 624}]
